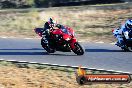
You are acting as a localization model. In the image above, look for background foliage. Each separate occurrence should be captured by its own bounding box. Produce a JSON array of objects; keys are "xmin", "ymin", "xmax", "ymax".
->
[{"xmin": 0, "ymin": 0, "xmax": 124, "ymax": 9}]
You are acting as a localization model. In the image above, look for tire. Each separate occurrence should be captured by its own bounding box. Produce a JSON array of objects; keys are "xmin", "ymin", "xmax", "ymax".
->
[
  {"xmin": 127, "ymin": 47, "xmax": 132, "ymax": 52},
  {"xmin": 72, "ymin": 42, "xmax": 85, "ymax": 55},
  {"xmin": 121, "ymin": 47, "xmax": 129, "ymax": 52},
  {"xmin": 41, "ymin": 39, "xmax": 55, "ymax": 53},
  {"xmin": 121, "ymin": 45, "xmax": 132, "ymax": 52}
]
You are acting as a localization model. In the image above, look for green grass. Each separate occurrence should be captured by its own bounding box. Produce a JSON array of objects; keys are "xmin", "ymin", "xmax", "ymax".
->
[
  {"xmin": 0, "ymin": 60, "xmax": 118, "ymax": 74},
  {"xmin": 90, "ymin": 2, "xmax": 127, "ymax": 6}
]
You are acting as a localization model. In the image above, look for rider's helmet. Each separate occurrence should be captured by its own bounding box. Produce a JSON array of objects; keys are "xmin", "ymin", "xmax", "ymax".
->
[
  {"xmin": 48, "ymin": 17, "xmax": 57, "ymax": 28},
  {"xmin": 125, "ymin": 19, "xmax": 132, "ymax": 29}
]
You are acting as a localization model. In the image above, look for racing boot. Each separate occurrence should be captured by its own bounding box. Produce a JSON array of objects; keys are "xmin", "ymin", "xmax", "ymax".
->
[{"xmin": 115, "ymin": 41, "xmax": 120, "ymax": 46}]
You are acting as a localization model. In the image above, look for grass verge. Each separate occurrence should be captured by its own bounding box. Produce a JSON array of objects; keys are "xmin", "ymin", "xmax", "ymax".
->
[
  {"xmin": 0, "ymin": 4, "xmax": 132, "ymax": 43},
  {"xmin": 0, "ymin": 60, "xmax": 131, "ymax": 88}
]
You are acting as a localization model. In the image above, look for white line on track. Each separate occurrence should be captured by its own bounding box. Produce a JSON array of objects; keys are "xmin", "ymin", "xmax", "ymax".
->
[
  {"xmin": 110, "ymin": 42, "xmax": 116, "ymax": 45},
  {"xmin": 0, "ymin": 59, "xmax": 130, "ymax": 74},
  {"xmin": 24, "ymin": 38, "xmax": 34, "ymax": 39},
  {"xmin": 1, "ymin": 37, "xmax": 7, "ymax": 38},
  {"xmin": 95, "ymin": 41, "xmax": 104, "ymax": 43}
]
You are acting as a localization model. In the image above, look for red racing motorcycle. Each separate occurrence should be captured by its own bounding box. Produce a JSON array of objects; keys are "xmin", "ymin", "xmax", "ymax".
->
[{"xmin": 34, "ymin": 26, "xmax": 84, "ymax": 55}]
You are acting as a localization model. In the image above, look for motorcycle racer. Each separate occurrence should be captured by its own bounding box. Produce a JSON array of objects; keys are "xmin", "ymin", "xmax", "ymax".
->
[
  {"xmin": 34, "ymin": 18, "xmax": 84, "ymax": 55},
  {"xmin": 113, "ymin": 19, "xmax": 132, "ymax": 48},
  {"xmin": 42, "ymin": 17, "xmax": 72, "ymax": 46},
  {"xmin": 42, "ymin": 17, "xmax": 59, "ymax": 45}
]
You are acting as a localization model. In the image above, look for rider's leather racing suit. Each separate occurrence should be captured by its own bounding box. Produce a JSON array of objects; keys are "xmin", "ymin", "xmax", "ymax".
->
[{"xmin": 113, "ymin": 24, "xmax": 130, "ymax": 47}]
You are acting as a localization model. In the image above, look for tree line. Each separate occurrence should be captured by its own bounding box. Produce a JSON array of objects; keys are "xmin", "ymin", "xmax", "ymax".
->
[{"xmin": 0, "ymin": 0, "xmax": 124, "ymax": 9}]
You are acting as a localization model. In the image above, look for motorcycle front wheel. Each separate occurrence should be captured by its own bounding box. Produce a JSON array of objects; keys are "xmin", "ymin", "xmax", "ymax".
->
[
  {"xmin": 72, "ymin": 42, "xmax": 84, "ymax": 55},
  {"xmin": 121, "ymin": 46, "xmax": 132, "ymax": 52},
  {"xmin": 127, "ymin": 47, "xmax": 132, "ymax": 52}
]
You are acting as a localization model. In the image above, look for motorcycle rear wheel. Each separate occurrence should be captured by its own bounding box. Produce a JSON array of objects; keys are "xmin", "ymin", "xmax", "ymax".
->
[
  {"xmin": 72, "ymin": 42, "xmax": 84, "ymax": 55},
  {"xmin": 41, "ymin": 39, "xmax": 55, "ymax": 53}
]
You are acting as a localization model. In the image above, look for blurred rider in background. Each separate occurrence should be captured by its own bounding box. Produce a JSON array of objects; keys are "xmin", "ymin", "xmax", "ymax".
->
[
  {"xmin": 42, "ymin": 17, "xmax": 64, "ymax": 46},
  {"xmin": 113, "ymin": 19, "xmax": 132, "ymax": 48}
]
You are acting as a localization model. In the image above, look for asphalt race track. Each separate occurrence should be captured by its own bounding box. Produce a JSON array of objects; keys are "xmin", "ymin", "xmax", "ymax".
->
[{"xmin": 0, "ymin": 38, "xmax": 132, "ymax": 73}]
